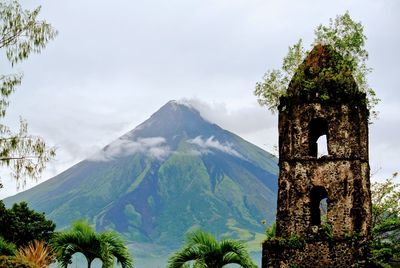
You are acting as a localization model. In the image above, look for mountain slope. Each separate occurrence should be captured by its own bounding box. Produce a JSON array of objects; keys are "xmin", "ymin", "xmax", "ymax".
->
[{"xmin": 4, "ymin": 100, "xmax": 278, "ymax": 249}]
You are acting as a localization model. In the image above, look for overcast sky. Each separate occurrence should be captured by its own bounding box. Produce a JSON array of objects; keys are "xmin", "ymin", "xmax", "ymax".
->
[{"xmin": 1, "ymin": 0, "xmax": 399, "ymax": 199}]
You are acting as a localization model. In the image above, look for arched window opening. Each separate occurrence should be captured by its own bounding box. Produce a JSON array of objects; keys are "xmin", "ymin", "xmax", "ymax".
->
[
  {"xmin": 310, "ymin": 186, "xmax": 328, "ymax": 226},
  {"xmin": 309, "ymin": 118, "xmax": 329, "ymax": 157}
]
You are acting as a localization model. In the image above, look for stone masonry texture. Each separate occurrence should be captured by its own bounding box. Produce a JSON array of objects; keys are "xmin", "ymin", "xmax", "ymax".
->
[{"xmin": 262, "ymin": 45, "xmax": 372, "ymax": 268}]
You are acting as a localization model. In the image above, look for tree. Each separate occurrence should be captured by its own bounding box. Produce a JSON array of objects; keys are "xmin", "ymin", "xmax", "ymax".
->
[
  {"xmin": 370, "ymin": 173, "xmax": 400, "ymax": 267},
  {"xmin": 0, "ymin": 201, "xmax": 56, "ymax": 247},
  {"xmin": 51, "ymin": 220, "xmax": 100, "ymax": 268},
  {"xmin": 51, "ymin": 220, "xmax": 133, "ymax": 268},
  {"xmin": 254, "ymin": 12, "xmax": 379, "ymax": 120},
  {"xmin": 167, "ymin": 229, "xmax": 257, "ymax": 268},
  {"xmin": 0, "ymin": 0, "xmax": 57, "ymax": 189}
]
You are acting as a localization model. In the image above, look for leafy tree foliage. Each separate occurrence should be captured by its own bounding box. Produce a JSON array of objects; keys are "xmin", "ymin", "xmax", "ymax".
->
[
  {"xmin": 0, "ymin": 236, "xmax": 16, "ymax": 256},
  {"xmin": 0, "ymin": 0, "xmax": 57, "ymax": 189},
  {"xmin": 370, "ymin": 173, "xmax": 400, "ymax": 267},
  {"xmin": 0, "ymin": 200, "xmax": 55, "ymax": 247},
  {"xmin": 167, "ymin": 229, "xmax": 257, "ymax": 268},
  {"xmin": 254, "ymin": 12, "xmax": 379, "ymax": 120},
  {"xmin": 51, "ymin": 219, "xmax": 133, "ymax": 268}
]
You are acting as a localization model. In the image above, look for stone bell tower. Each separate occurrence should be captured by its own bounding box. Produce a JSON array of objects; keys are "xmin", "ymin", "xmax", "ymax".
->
[{"xmin": 262, "ymin": 45, "xmax": 372, "ymax": 267}]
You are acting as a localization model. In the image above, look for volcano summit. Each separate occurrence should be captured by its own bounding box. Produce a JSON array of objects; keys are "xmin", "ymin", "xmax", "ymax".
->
[{"xmin": 5, "ymin": 100, "xmax": 278, "ymax": 252}]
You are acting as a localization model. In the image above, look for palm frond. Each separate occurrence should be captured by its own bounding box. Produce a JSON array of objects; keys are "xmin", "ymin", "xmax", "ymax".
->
[
  {"xmin": 168, "ymin": 229, "xmax": 255, "ymax": 268},
  {"xmin": 99, "ymin": 231, "xmax": 133, "ymax": 268},
  {"xmin": 168, "ymin": 245, "xmax": 205, "ymax": 268},
  {"xmin": 51, "ymin": 220, "xmax": 134, "ymax": 268}
]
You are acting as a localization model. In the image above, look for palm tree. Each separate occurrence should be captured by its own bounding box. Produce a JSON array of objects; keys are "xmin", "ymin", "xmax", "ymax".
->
[
  {"xmin": 168, "ymin": 229, "xmax": 257, "ymax": 268},
  {"xmin": 51, "ymin": 220, "xmax": 133, "ymax": 268},
  {"xmin": 99, "ymin": 231, "xmax": 134, "ymax": 268}
]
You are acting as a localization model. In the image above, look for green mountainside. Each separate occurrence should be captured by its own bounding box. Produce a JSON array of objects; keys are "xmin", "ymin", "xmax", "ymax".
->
[{"xmin": 4, "ymin": 100, "xmax": 278, "ymax": 263}]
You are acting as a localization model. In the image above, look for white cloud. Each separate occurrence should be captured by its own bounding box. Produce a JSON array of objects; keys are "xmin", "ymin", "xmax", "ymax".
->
[
  {"xmin": 187, "ymin": 136, "xmax": 242, "ymax": 158},
  {"xmin": 88, "ymin": 137, "xmax": 170, "ymax": 162},
  {"xmin": 181, "ymin": 98, "xmax": 278, "ymax": 153},
  {"xmin": 1, "ymin": 0, "xmax": 399, "ymax": 199}
]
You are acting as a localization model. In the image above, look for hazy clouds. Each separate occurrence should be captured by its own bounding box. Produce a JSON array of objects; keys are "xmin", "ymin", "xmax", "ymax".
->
[
  {"xmin": 1, "ymin": 0, "xmax": 399, "ymax": 198},
  {"xmin": 88, "ymin": 137, "xmax": 170, "ymax": 162},
  {"xmin": 188, "ymin": 136, "xmax": 243, "ymax": 158}
]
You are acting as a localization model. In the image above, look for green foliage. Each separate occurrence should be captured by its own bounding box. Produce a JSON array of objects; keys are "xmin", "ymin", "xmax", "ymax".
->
[
  {"xmin": 370, "ymin": 173, "xmax": 400, "ymax": 267},
  {"xmin": 255, "ymin": 39, "xmax": 305, "ymax": 112},
  {"xmin": 265, "ymin": 222, "xmax": 276, "ymax": 240},
  {"xmin": 265, "ymin": 221, "xmax": 333, "ymax": 247},
  {"xmin": 51, "ymin": 220, "xmax": 99, "ymax": 268},
  {"xmin": 0, "ymin": 200, "xmax": 55, "ymax": 247},
  {"xmin": 0, "ymin": 236, "xmax": 16, "ymax": 256},
  {"xmin": 0, "ymin": 0, "xmax": 57, "ymax": 188},
  {"xmin": 98, "ymin": 231, "xmax": 134, "ymax": 268},
  {"xmin": 254, "ymin": 11, "xmax": 379, "ymax": 120},
  {"xmin": 277, "ymin": 236, "xmax": 305, "ymax": 249},
  {"xmin": 0, "ymin": 256, "xmax": 37, "ymax": 268},
  {"xmin": 321, "ymin": 223, "xmax": 333, "ymax": 240},
  {"xmin": 51, "ymin": 219, "xmax": 133, "ymax": 268},
  {"xmin": 167, "ymin": 229, "xmax": 257, "ymax": 268}
]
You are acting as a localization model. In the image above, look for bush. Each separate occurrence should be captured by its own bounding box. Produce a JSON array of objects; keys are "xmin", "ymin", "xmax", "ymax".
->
[
  {"xmin": 0, "ymin": 256, "xmax": 37, "ymax": 268},
  {"xmin": 0, "ymin": 236, "xmax": 16, "ymax": 256},
  {"xmin": 16, "ymin": 240, "xmax": 55, "ymax": 268}
]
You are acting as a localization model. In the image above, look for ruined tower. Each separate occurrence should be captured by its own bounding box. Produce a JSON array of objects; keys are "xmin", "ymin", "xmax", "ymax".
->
[{"xmin": 262, "ymin": 45, "xmax": 372, "ymax": 267}]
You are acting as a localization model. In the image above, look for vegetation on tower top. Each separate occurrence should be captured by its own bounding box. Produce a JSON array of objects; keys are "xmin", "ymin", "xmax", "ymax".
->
[{"xmin": 254, "ymin": 12, "xmax": 380, "ymax": 120}]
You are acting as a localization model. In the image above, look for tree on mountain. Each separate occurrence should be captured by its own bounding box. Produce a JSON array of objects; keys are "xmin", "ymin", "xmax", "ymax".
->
[
  {"xmin": 51, "ymin": 219, "xmax": 133, "ymax": 268},
  {"xmin": 0, "ymin": 201, "xmax": 56, "ymax": 247},
  {"xmin": 167, "ymin": 229, "xmax": 257, "ymax": 268},
  {"xmin": 0, "ymin": 0, "xmax": 57, "ymax": 189},
  {"xmin": 254, "ymin": 11, "xmax": 379, "ymax": 121},
  {"xmin": 370, "ymin": 173, "xmax": 400, "ymax": 267}
]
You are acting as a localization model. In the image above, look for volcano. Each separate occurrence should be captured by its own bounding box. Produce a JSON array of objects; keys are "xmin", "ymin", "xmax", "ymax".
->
[{"xmin": 4, "ymin": 100, "xmax": 278, "ymax": 253}]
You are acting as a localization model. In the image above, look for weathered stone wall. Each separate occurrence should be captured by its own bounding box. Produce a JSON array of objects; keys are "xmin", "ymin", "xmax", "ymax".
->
[
  {"xmin": 276, "ymin": 159, "xmax": 371, "ymax": 237},
  {"xmin": 278, "ymin": 103, "xmax": 369, "ymax": 160},
  {"xmin": 275, "ymin": 102, "xmax": 371, "ymax": 238},
  {"xmin": 262, "ymin": 45, "xmax": 372, "ymax": 268},
  {"xmin": 263, "ymin": 236, "xmax": 369, "ymax": 268}
]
